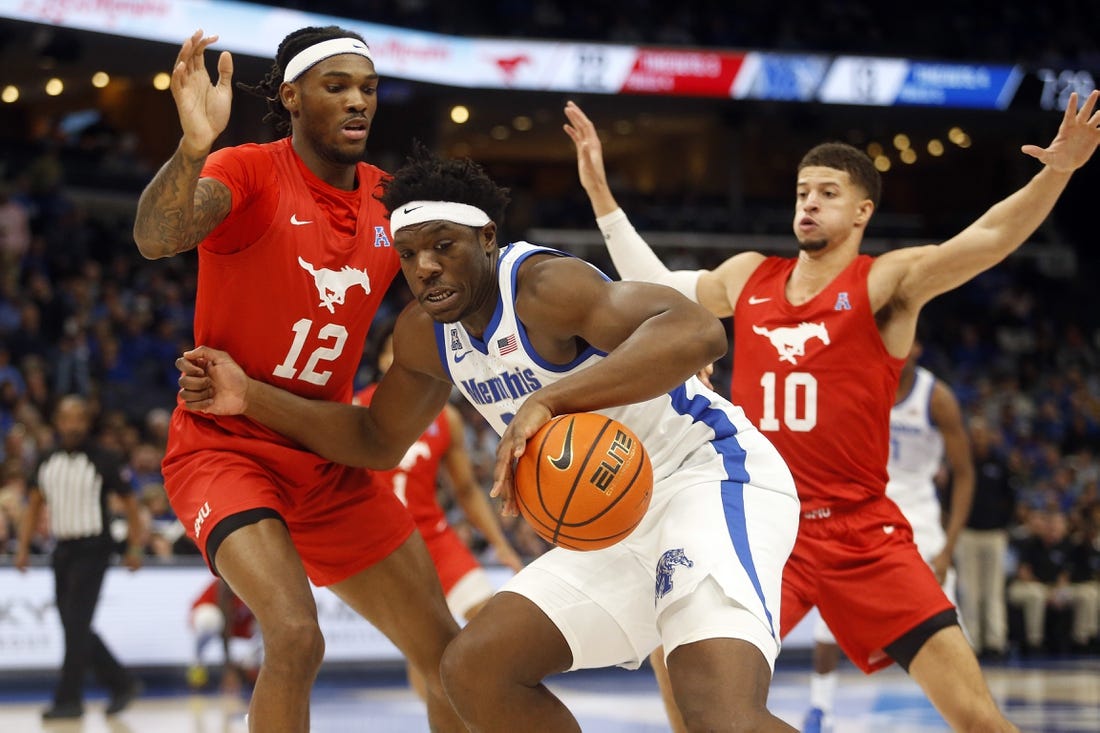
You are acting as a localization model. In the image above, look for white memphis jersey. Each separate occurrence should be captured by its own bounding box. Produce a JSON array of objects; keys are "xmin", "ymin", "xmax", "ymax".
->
[
  {"xmin": 886, "ymin": 366, "xmax": 946, "ymax": 559},
  {"xmin": 436, "ymin": 242, "xmax": 772, "ymax": 494}
]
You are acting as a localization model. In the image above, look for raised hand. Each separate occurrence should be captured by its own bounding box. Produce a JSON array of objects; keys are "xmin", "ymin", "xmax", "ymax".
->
[
  {"xmin": 1021, "ymin": 90, "xmax": 1100, "ymax": 173},
  {"xmin": 175, "ymin": 345, "xmax": 250, "ymax": 416},
  {"xmin": 563, "ymin": 101, "xmax": 619, "ymax": 216},
  {"xmin": 171, "ymin": 29, "xmax": 234, "ymax": 155}
]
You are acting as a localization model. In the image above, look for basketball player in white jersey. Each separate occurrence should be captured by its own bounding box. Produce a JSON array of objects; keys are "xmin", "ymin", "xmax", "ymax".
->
[
  {"xmin": 175, "ymin": 147, "xmax": 803, "ymax": 731},
  {"xmin": 801, "ymin": 340, "xmax": 974, "ymax": 733}
]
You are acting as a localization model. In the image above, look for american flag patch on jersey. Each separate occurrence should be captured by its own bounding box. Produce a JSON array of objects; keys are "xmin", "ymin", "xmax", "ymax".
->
[{"xmin": 497, "ymin": 334, "xmax": 518, "ymax": 355}]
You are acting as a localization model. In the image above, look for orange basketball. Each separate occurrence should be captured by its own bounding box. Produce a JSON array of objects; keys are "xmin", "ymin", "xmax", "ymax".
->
[{"xmin": 514, "ymin": 412, "xmax": 653, "ymax": 551}]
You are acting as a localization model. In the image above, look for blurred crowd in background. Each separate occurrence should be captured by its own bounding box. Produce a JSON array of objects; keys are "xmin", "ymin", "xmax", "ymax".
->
[{"xmin": 0, "ymin": 2, "xmax": 1098, "ymax": 660}]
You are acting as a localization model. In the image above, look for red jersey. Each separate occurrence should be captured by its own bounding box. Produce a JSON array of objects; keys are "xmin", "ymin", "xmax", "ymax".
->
[
  {"xmin": 165, "ymin": 139, "xmax": 399, "ymax": 473},
  {"xmin": 731, "ymin": 255, "xmax": 904, "ymax": 512},
  {"xmin": 354, "ymin": 385, "xmax": 453, "ymax": 539}
]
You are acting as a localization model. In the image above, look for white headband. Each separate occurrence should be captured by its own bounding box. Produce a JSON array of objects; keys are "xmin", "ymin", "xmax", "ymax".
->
[
  {"xmin": 284, "ymin": 37, "xmax": 373, "ymax": 82},
  {"xmin": 389, "ymin": 201, "xmax": 491, "ymax": 234}
]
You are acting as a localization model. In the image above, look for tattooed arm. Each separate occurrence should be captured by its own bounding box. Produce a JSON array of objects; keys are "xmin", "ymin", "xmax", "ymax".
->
[
  {"xmin": 134, "ymin": 154, "xmax": 232, "ymax": 259},
  {"xmin": 134, "ymin": 30, "xmax": 234, "ymax": 259}
]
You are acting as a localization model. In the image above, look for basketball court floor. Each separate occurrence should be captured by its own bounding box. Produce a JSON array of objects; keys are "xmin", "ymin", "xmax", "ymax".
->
[{"xmin": 1, "ymin": 656, "xmax": 1096, "ymax": 732}]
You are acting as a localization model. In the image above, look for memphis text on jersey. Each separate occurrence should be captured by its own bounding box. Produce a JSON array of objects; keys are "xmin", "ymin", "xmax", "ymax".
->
[{"xmin": 460, "ymin": 366, "xmax": 542, "ymax": 406}]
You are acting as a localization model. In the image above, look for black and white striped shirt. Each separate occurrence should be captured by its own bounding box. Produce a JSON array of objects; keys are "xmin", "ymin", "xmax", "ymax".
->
[{"xmin": 34, "ymin": 445, "xmax": 129, "ymax": 541}]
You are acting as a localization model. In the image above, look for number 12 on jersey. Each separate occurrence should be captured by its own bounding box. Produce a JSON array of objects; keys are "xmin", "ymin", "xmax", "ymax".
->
[
  {"xmin": 272, "ymin": 318, "xmax": 349, "ymax": 386},
  {"xmin": 758, "ymin": 371, "xmax": 818, "ymax": 432}
]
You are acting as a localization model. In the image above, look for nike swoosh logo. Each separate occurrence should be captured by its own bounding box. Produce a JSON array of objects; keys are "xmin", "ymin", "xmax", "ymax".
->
[
  {"xmin": 454, "ymin": 350, "xmax": 471, "ymax": 362},
  {"xmin": 402, "ymin": 205, "xmax": 423, "ymax": 214},
  {"xmin": 548, "ymin": 418, "xmax": 575, "ymax": 471},
  {"xmin": 290, "ymin": 214, "xmax": 313, "ymax": 226},
  {"xmin": 747, "ymin": 296, "xmax": 771, "ymax": 304}
]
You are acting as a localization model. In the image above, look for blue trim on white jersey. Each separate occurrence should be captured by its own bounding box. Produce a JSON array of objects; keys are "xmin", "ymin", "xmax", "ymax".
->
[
  {"xmin": 467, "ymin": 243, "xmax": 520, "ymax": 355},
  {"xmin": 432, "ymin": 321, "xmax": 454, "ymax": 383},
  {"xmin": 668, "ymin": 384, "xmax": 740, "ymax": 445},
  {"xmin": 509, "ymin": 245, "xmax": 609, "ymax": 373},
  {"xmin": 670, "ymin": 386, "xmax": 776, "ymax": 636}
]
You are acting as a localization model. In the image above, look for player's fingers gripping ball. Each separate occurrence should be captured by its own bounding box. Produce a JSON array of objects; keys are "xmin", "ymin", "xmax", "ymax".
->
[{"xmin": 515, "ymin": 413, "xmax": 653, "ymax": 550}]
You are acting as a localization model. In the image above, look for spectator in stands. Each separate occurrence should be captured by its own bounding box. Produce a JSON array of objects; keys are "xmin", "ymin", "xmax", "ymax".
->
[
  {"xmin": 1069, "ymin": 503, "xmax": 1100, "ymax": 652},
  {"xmin": 956, "ymin": 414, "xmax": 1017, "ymax": 660},
  {"xmin": 124, "ymin": 442, "xmax": 165, "ymax": 496},
  {"xmin": 1007, "ymin": 509, "xmax": 1076, "ymax": 654},
  {"xmin": 0, "ymin": 460, "xmax": 26, "ymax": 554},
  {"xmin": 0, "ymin": 180, "xmax": 31, "ymax": 289},
  {"xmin": 144, "ymin": 407, "xmax": 172, "ymax": 450}
]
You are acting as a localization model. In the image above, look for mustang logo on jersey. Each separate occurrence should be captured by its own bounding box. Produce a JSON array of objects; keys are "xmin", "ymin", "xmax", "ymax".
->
[
  {"xmin": 655, "ymin": 548, "xmax": 694, "ymax": 600},
  {"xmin": 460, "ymin": 367, "xmax": 542, "ymax": 406},
  {"xmin": 297, "ymin": 256, "xmax": 371, "ymax": 314},
  {"xmin": 752, "ymin": 321, "xmax": 830, "ymax": 365}
]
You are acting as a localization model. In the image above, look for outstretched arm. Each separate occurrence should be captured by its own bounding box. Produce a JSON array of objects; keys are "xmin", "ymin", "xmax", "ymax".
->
[
  {"xmin": 441, "ymin": 405, "xmax": 524, "ymax": 573},
  {"xmin": 133, "ymin": 30, "xmax": 234, "ymax": 259},
  {"xmin": 564, "ymin": 101, "xmax": 756, "ymax": 316},
  {"xmin": 886, "ymin": 90, "xmax": 1100, "ymax": 310},
  {"xmin": 930, "ymin": 379, "xmax": 974, "ymax": 584}
]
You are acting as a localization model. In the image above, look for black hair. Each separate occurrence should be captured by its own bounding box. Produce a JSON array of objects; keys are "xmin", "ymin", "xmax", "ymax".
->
[
  {"xmin": 798, "ymin": 142, "xmax": 882, "ymax": 208},
  {"xmin": 378, "ymin": 142, "xmax": 511, "ymax": 232},
  {"xmin": 237, "ymin": 25, "xmax": 369, "ymax": 135}
]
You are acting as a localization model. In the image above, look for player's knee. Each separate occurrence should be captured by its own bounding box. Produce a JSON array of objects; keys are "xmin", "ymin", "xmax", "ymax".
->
[
  {"xmin": 439, "ymin": 632, "xmax": 481, "ymax": 703},
  {"xmin": 261, "ymin": 616, "xmax": 325, "ymax": 672}
]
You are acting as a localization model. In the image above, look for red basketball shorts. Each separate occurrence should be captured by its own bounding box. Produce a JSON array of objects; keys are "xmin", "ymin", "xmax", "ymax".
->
[
  {"xmin": 779, "ymin": 495, "xmax": 955, "ymax": 673},
  {"xmin": 422, "ymin": 525, "xmax": 482, "ymax": 594},
  {"xmin": 165, "ymin": 446, "xmax": 414, "ymax": 587}
]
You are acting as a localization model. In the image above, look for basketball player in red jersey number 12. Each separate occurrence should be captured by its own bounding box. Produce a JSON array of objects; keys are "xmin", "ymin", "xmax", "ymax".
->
[
  {"xmin": 565, "ymin": 90, "xmax": 1100, "ymax": 732},
  {"xmin": 132, "ymin": 28, "xmax": 465, "ymax": 732}
]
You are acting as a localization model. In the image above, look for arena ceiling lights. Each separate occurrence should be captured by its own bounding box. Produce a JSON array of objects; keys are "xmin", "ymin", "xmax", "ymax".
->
[{"xmin": 0, "ymin": 0, "xmax": 1027, "ymax": 110}]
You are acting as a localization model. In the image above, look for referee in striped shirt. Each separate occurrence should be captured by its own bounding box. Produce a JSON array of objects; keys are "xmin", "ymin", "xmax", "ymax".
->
[{"xmin": 15, "ymin": 394, "xmax": 145, "ymax": 720}]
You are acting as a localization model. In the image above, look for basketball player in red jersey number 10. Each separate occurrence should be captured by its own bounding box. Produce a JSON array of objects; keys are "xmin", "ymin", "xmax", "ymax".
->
[
  {"xmin": 131, "ymin": 28, "xmax": 465, "ymax": 732},
  {"xmin": 175, "ymin": 146, "xmax": 802, "ymax": 731},
  {"xmin": 566, "ymin": 90, "xmax": 1100, "ymax": 732}
]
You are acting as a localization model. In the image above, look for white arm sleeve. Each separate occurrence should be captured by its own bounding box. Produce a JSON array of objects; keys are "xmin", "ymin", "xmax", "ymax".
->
[{"xmin": 595, "ymin": 208, "xmax": 703, "ymax": 303}]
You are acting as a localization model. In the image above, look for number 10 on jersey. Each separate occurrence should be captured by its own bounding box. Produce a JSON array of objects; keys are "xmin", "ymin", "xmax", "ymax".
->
[{"xmin": 758, "ymin": 372, "xmax": 818, "ymax": 432}]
